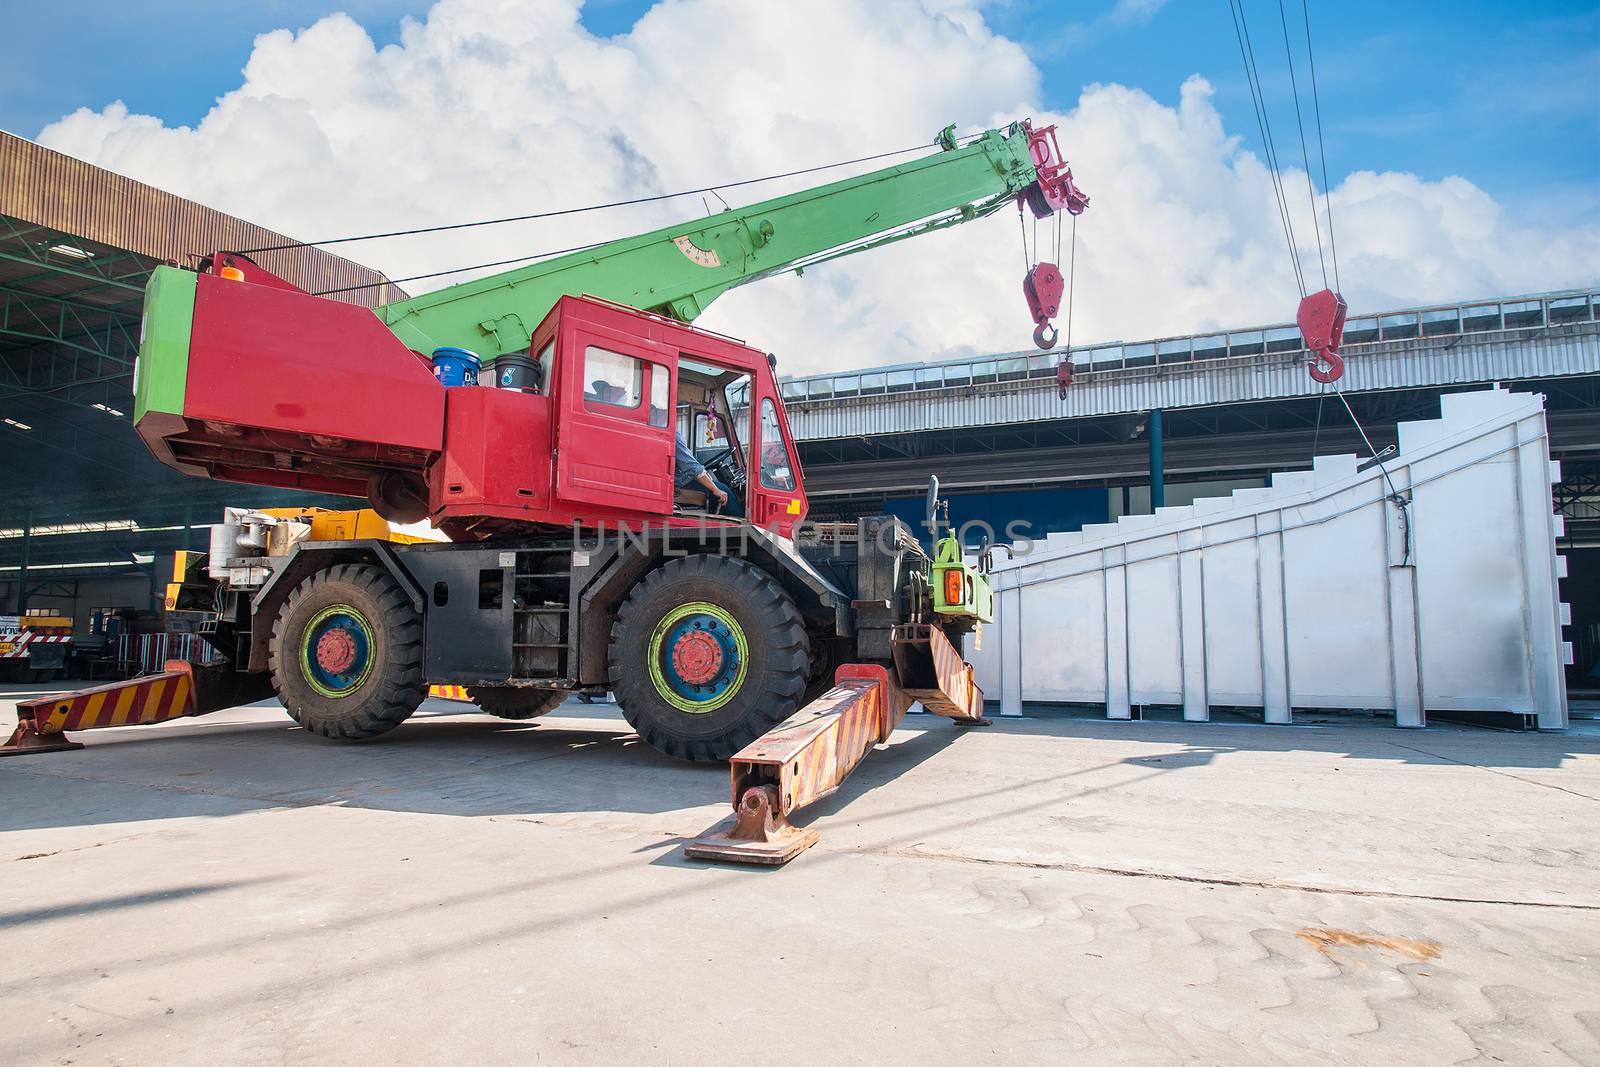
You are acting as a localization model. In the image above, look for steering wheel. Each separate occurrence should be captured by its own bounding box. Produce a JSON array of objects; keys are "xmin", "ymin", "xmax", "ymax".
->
[{"xmin": 697, "ymin": 445, "xmax": 736, "ymax": 470}]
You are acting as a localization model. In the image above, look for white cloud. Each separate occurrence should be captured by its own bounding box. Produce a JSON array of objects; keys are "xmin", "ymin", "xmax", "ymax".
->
[
  {"xmin": 38, "ymin": 0, "xmax": 1599, "ymax": 375},
  {"xmin": 1109, "ymin": 0, "xmax": 1169, "ymax": 27}
]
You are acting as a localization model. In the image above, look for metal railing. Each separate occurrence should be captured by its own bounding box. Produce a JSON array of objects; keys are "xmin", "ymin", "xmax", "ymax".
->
[
  {"xmin": 115, "ymin": 632, "xmax": 219, "ymax": 676},
  {"xmin": 771, "ymin": 288, "xmax": 1600, "ymax": 404}
]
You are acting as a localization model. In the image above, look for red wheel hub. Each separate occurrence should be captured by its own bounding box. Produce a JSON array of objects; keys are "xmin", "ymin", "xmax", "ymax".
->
[
  {"xmin": 316, "ymin": 627, "xmax": 358, "ymax": 674},
  {"xmin": 671, "ymin": 630, "xmax": 724, "ymax": 685}
]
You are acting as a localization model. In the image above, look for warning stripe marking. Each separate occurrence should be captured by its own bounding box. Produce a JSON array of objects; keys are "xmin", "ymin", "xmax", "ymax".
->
[
  {"xmin": 30, "ymin": 672, "xmax": 194, "ymax": 734},
  {"xmin": 82, "ymin": 691, "xmax": 109, "ymax": 727},
  {"xmin": 110, "ymin": 684, "xmax": 138, "ymax": 727},
  {"xmin": 781, "ymin": 679, "xmax": 884, "ymax": 812},
  {"xmin": 0, "ymin": 632, "xmax": 73, "ymax": 657}
]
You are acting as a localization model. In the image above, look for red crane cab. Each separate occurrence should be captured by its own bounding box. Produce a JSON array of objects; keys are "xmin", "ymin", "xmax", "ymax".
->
[
  {"xmin": 141, "ymin": 257, "xmax": 807, "ymax": 540},
  {"xmin": 426, "ymin": 296, "xmax": 809, "ymax": 538}
]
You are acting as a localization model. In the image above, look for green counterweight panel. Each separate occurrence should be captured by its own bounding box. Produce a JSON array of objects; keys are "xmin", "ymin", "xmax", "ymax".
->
[
  {"xmin": 133, "ymin": 265, "xmax": 196, "ymax": 424},
  {"xmin": 374, "ymin": 124, "xmax": 1045, "ymax": 358}
]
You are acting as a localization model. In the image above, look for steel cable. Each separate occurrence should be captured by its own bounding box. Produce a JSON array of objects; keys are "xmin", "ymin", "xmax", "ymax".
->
[
  {"xmin": 240, "ymin": 139, "xmax": 974, "ymax": 255},
  {"xmin": 1227, "ymin": 0, "xmax": 1306, "ymax": 298},
  {"xmin": 1300, "ymin": 0, "xmax": 1342, "ymax": 293},
  {"xmin": 1277, "ymin": 0, "xmax": 1329, "ymax": 289}
]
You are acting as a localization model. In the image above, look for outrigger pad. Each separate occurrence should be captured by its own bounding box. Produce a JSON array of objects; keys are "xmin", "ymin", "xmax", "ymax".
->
[
  {"xmin": 684, "ymin": 784, "xmax": 819, "ymax": 866},
  {"xmin": 0, "ymin": 718, "xmax": 85, "ymax": 757}
]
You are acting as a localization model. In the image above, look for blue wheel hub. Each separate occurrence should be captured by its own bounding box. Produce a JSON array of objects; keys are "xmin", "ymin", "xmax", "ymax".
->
[
  {"xmin": 300, "ymin": 605, "xmax": 376, "ymax": 699},
  {"xmin": 648, "ymin": 603, "xmax": 748, "ymax": 714}
]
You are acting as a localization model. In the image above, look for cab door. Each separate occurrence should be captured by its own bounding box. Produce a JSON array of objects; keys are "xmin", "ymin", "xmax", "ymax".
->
[{"xmin": 554, "ymin": 316, "xmax": 677, "ymax": 514}]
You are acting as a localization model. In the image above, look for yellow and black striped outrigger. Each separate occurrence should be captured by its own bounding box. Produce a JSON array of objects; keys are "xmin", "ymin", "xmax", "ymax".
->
[{"xmin": 2, "ymin": 667, "xmax": 482, "ymax": 756}]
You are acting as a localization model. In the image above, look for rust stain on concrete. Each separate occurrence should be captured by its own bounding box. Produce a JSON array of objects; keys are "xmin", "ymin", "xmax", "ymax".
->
[{"xmin": 1297, "ymin": 927, "xmax": 1441, "ymax": 961}]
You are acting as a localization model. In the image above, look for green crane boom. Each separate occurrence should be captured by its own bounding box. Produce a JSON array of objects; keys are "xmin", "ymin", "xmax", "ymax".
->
[{"xmin": 376, "ymin": 120, "xmax": 1087, "ymax": 359}]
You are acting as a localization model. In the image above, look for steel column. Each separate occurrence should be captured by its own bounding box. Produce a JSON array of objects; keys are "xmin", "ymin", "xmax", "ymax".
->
[
  {"xmin": 16, "ymin": 512, "xmax": 29, "ymax": 613},
  {"xmin": 1149, "ymin": 408, "xmax": 1165, "ymax": 510}
]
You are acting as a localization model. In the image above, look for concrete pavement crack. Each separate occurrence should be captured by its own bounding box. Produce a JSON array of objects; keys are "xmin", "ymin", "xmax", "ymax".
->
[
  {"xmin": 844, "ymin": 845, "xmax": 1600, "ymax": 911},
  {"xmin": 1383, "ymin": 740, "xmax": 1600, "ymax": 803}
]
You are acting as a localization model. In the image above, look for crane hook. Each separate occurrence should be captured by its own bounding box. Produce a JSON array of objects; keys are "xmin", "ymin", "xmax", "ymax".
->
[
  {"xmin": 1298, "ymin": 289, "xmax": 1348, "ymax": 384},
  {"xmin": 1023, "ymin": 262, "xmax": 1064, "ymax": 351},
  {"xmin": 1308, "ymin": 349, "xmax": 1345, "ymax": 383}
]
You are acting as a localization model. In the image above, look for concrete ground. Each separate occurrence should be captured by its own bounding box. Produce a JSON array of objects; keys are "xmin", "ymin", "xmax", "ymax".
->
[{"xmin": 1, "ymin": 685, "xmax": 1597, "ymax": 1066}]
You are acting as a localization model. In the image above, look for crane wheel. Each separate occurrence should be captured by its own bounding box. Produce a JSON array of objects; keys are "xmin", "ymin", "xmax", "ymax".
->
[
  {"xmin": 268, "ymin": 564, "xmax": 428, "ymax": 740},
  {"xmin": 608, "ymin": 554, "xmax": 809, "ymax": 762},
  {"xmin": 804, "ymin": 635, "xmax": 851, "ymax": 705},
  {"xmin": 467, "ymin": 686, "xmax": 567, "ymax": 720}
]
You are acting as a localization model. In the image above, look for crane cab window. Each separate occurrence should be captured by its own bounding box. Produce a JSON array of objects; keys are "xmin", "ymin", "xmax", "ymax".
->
[
  {"xmin": 686, "ymin": 404, "xmax": 743, "ymax": 468},
  {"xmin": 692, "ymin": 410, "xmax": 728, "ymax": 453},
  {"xmin": 583, "ymin": 346, "xmax": 642, "ymax": 410},
  {"xmin": 530, "ymin": 339, "xmax": 554, "ymax": 394},
  {"xmin": 758, "ymin": 398, "xmax": 795, "ymax": 490},
  {"xmin": 648, "ymin": 364, "xmax": 669, "ymax": 428}
]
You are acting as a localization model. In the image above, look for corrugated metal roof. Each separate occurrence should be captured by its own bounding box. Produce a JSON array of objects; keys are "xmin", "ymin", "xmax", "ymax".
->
[{"xmin": 0, "ymin": 131, "xmax": 403, "ymax": 306}]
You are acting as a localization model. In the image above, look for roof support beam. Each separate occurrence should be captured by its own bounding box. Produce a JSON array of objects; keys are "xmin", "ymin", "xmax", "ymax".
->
[{"xmin": 0, "ymin": 247, "xmax": 144, "ymax": 294}]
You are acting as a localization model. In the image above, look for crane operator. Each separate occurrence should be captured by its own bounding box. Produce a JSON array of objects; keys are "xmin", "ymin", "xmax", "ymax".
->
[{"xmin": 674, "ymin": 430, "xmax": 742, "ymax": 517}]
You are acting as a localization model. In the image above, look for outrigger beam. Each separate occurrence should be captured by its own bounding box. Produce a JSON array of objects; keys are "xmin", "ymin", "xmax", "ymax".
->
[
  {"xmin": 2, "ymin": 669, "xmax": 482, "ymax": 756},
  {"xmin": 0, "ymin": 660, "xmax": 263, "ymax": 756},
  {"xmin": 686, "ymin": 625, "xmax": 988, "ymax": 865}
]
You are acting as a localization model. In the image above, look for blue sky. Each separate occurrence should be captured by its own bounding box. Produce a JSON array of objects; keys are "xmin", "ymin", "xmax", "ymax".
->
[
  {"xmin": 3, "ymin": 0, "xmax": 1595, "ymax": 222},
  {"xmin": 5, "ymin": 1, "xmax": 1596, "ymax": 368},
  {"xmin": 6, "ymin": 0, "xmax": 1593, "ymax": 220}
]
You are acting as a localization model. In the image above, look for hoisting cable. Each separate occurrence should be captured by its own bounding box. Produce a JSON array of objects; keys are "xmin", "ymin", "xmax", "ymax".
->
[
  {"xmin": 239, "ymin": 139, "xmax": 976, "ymax": 255},
  {"xmin": 1333, "ymin": 382, "xmax": 1411, "ymax": 564},
  {"xmin": 1054, "ymin": 210, "xmax": 1079, "ymax": 397},
  {"xmin": 1226, "ymin": 0, "xmax": 1305, "ymax": 298},
  {"xmin": 1300, "ymin": 0, "xmax": 1341, "ymax": 294},
  {"xmin": 1064, "ymin": 214, "xmax": 1077, "ymax": 349},
  {"xmin": 1277, "ymin": 0, "xmax": 1348, "ymax": 385},
  {"xmin": 1311, "ymin": 392, "xmax": 1324, "ymax": 457},
  {"xmin": 1230, "ymin": 0, "xmax": 1350, "ymax": 385},
  {"xmin": 1276, "ymin": 0, "xmax": 1328, "ymax": 290},
  {"xmin": 1017, "ymin": 201, "xmax": 1031, "ymax": 274}
]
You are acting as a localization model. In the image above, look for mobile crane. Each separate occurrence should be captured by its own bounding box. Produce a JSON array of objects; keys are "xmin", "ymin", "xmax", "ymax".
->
[{"xmin": 8, "ymin": 120, "xmax": 1088, "ymax": 862}]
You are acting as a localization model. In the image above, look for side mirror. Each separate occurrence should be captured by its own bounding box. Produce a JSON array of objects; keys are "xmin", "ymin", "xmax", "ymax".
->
[{"xmin": 925, "ymin": 475, "xmax": 941, "ymax": 538}]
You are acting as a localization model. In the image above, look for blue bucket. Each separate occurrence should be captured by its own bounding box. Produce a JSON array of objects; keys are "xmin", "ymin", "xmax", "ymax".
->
[{"xmin": 430, "ymin": 346, "xmax": 480, "ymax": 387}]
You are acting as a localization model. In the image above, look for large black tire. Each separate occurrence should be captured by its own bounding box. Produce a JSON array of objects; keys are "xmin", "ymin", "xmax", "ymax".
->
[
  {"xmin": 269, "ymin": 563, "xmax": 427, "ymax": 740},
  {"xmin": 803, "ymin": 635, "xmax": 851, "ymax": 705},
  {"xmin": 467, "ymin": 686, "xmax": 567, "ymax": 719},
  {"xmin": 609, "ymin": 554, "xmax": 809, "ymax": 762}
]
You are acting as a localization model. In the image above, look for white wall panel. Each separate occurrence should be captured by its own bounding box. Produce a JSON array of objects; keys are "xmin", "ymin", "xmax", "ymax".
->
[{"xmin": 973, "ymin": 388, "xmax": 1570, "ymax": 727}]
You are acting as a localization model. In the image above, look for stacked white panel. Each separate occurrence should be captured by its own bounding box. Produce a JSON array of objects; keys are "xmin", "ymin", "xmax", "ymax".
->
[{"xmin": 968, "ymin": 388, "xmax": 1570, "ymax": 728}]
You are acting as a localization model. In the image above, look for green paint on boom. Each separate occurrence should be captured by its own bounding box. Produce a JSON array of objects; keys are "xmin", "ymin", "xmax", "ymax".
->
[{"xmin": 374, "ymin": 123, "xmax": 1047, "ymax": 359}]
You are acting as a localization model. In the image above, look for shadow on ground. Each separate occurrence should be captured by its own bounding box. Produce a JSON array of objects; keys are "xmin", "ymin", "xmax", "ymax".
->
[{"xmin": 3, "ymin": 684, "xmax": 1595, "ymax": 840}]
